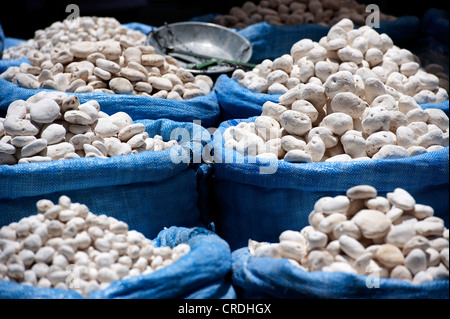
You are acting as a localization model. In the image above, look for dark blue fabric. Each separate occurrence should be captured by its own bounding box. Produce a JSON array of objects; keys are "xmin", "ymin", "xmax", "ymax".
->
[
  {"xmin": 215, "ymin": 74, "xmax": 450, "ymax": 121},
  {"xmin": 0, "ymin": 22, "xmax": 220, "ymax": 127},
  {"xmin": 215, "ymin": 74, "xmax": 280, "ymax": 122},
  {"xmin": 0, "ymin": 227, "xmax": 236, "ymax": 299},
  {"xmin": 231, "ymin": 248, "xmax": 449, "ymax": 299},
  {"xmin": 0, "ymin": 119, "xmax": 212, "ymax": 239},
  {"xmin": 211, "ymin": 117, "xmax": 449, "ymax": 250},
  {"xmin": 194, "ymin": 163, "xmax": 216, "ymax": 228},
  {"xmin": 416, "ymin": 9, "xmax": 449, "ymax": 77},
  {"xmin": 189, "ymin": 14, "xmax": 217, "ymax": 23},
  {"xmin": 421, "ymin": 9, "xmax": 449, "ymax": 45}
]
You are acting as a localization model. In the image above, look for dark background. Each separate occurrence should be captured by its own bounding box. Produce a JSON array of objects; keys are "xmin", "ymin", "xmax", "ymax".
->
[{"xmin": 0, "ymin": 0, "xmax": 448, "ymax": 39}]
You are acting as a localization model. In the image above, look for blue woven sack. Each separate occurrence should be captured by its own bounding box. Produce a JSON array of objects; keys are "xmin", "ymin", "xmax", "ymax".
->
[
  {"xmin": 215, "ymin": 74, "xmax": 279, "ymax": 122},
  {"xmin": 0, "ymin": 22, "xmax": 4, "ymax": 59},
  {"xmin": 191, "ymin": 15, "xmax": 420, "ymax": 63},
  {"xmin": 0, "ymin": 56, "xmax": 28, "ymax": 75},
  {"xmin": 0, "ymin": 226, "xmax": 236, "ymax": 299},
  {"xmin": 3, "ymin": 37, "xmax": 25, "ymax": 50},
  {"xmin": 0, "ymin": 118, "xmax": 212, "ymax": 240},
  {"xmin": 210, "ymin": 117, "xmax": 449, "ymax": 250},
  {"xmin": 0, "ymin": 21, "xmax": 221, "ymax": 127},
  {"xmin": 413, "ymin": 9, "xmax": 449, "ymax": 76},
  {"xmin": 231, "ymin": 248, "xmax": 449, "ymax": 299},
  {"xmin": 122, "ymin": 22, "xmax": 154, "ymax": 36},
  {"xmin": 0, "ymin": 36, "xmax": 30, "ymax": 72},
  {"xmin": 421, "ymin": 9, "xmax": 449, "ymax": 46},
  {"xmin": 0, "ymin": 77, "xmax": 220, "ymax": 128},
  {"xmin": 215, "ymin": 74, "xmax": 450, "ymax": 121}
]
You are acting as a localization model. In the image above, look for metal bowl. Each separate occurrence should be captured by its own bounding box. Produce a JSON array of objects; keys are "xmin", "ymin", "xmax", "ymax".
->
[{"xmin": 147, "ymin": 21, "xmax": 253, "ymax": 76}]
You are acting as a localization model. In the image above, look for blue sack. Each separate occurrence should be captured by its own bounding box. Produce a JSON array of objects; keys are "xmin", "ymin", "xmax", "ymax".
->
[
  {"xmin": 0, "ymin": 21, "xmax": 221, "ymax": 128},
  {"xmin": 123, "ymin": 22, "xmax": 154, "ymax": 36},
  {"xmin": 191, "ymin": 15, "xmax": 420, "ymax": 63},
  {"xmin": 0, "ymin": 118, "xmax": 212, "ymax": 240},
  {"xmin": 0, "ymin": 37, "xmax": 28, "ymax": 73},
  {"xmin": 215, "ymin": 74, "xmax": 450, "ymax": 121},
  {"xmin": 231, "ymin": 248, "xmax": 449, "ymax": 299},
  {"xmin": 0, "ymin": 77, "xmax": 221, "ymax": 128},
  {"xmin": 413, "ymin": 9, "xmax": 449, "ymax": 78},
  {"xmin": 215, "ymin": 74, "xmax": 280, "ymax": 122},
  {"xmin": 0, "ymin": 226, "xmax": 236, "ymax": 299},
  {"xmin": 0, "ymin": 23, "xmax": 4, "ymax": 59},
  {"xmin": 0, "ymin": 37, "xmax": 29, "ymax": 71},
  {"xmin": 210, "ymin": 117, "xmax": 449, "ymax": 250},
  {"xmin": 239, "ymin": 22, "xmax": 329, "ymax": 64},
  {"xmin": 421, "ymin": 9, "xmax": 449, "ymax": 46}
]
